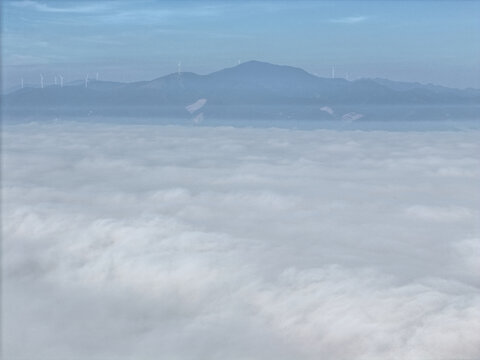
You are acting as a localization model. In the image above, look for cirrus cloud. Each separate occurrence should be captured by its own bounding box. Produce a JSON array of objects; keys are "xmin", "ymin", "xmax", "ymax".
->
[{"xmin": 330, "ymin": 16, "xmax": 368, "ymax": 24}]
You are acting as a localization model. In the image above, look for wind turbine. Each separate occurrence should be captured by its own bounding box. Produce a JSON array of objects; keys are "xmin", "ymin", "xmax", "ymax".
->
[
  {"xmin": 59, "ymin": 75, "xmax": 64, "ymax": 87},
  {"xmin": 54, "ymin": 76, "xmax": 57, "ymax": 85},
  {"xmin": 85, "ymin": 74, "xmax": 89, "ymax": 88},
  {"xmin": 40, "ymin": 74, "xmax": 44, "ymax": 89},
  {"xmin": 331, "ymin": 66, "xmax": 335, "ymax": 79},
  {"xmin": 21, "ymin": 77, "xmax": 24, "ymax": 89},
  {"xmin": 96, "ymin": 72, "xmax": 99, "ymax": 81},
  {"xmin": 177, "ymin": 61, "xmax": 181, "ymax": 75}
]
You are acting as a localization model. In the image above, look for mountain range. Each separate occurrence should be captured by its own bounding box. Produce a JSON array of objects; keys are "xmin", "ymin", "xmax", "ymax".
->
[{"xmin": 3, "ymin": 60, "xmax": 480, "ymax": 121}]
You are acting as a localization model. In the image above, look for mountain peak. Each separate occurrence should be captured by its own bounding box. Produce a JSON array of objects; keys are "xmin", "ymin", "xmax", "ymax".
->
[
  {"xmin": 236, "ymin": 60, "xmax": 274, "ymax": 67},
  {"xmin": 233, "ymin": 60, "xmax": 302, "ymax": 71},
  {"xmin": 209, "ymin": 60, "xmax": 315, "ymax": 80}
]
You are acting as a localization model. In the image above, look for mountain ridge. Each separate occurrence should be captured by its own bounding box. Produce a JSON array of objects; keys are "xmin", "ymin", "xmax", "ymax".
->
[
  {"xmin": 5, "ymin": 60, "xmax": 478, "ymax": 94},
  {"xmin": 3, "ymin": 60, "xmax": 479, "ymax": 121}
]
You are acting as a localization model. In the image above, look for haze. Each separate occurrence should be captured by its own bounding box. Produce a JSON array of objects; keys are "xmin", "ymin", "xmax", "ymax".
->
[{"xmin": 2, "ymin": 0, "xmax": 480, "ymax": 90}]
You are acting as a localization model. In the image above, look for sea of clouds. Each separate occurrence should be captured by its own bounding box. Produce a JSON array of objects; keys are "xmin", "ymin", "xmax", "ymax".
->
[{"xmin": 2, "ymin": 121, "xmax": 480, "ymax": 359}]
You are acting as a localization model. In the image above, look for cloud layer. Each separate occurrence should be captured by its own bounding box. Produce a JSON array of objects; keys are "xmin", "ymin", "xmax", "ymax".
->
[{"xmin": 3, "ymin": 122, "xmax": 480, "ymax": 359}]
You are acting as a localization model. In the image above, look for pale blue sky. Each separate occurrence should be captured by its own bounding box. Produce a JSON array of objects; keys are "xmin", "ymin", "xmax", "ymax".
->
[{"xmin": 2, "ymin": 0, "xmax": 479, "ymax": 89}]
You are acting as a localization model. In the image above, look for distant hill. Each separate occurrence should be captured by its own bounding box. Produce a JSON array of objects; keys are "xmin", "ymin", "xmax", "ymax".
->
[{"xmin": 3, "ymin": 60, "xmax": 479, "ymax": 121}]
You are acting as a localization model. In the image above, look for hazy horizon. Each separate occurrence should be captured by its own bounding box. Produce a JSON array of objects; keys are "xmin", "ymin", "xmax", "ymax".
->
[
  {"xmin": 2, "ymin": 2, "xmax": 480, "ymax": 360},
  {"xmin": 6, "ymin": 59, "xmax": 480, "ymax": 93},
  {"xmin": 2, "ymin": 0, "xmax": 480, "ymax": 91}
]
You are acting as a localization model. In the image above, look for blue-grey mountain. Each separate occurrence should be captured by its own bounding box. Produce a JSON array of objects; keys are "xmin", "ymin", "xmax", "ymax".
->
[{"xmin": 4, "ymin": 61, "xmax": 479, "ymax": 121}]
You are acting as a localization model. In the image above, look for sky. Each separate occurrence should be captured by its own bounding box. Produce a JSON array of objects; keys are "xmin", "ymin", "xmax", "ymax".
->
[
  {"xmin": 2, "ymin": 0, "xmax": 480, "ymax": 90},
  {"xmin": 3, "ymin": 121, "xmax": 480, "ymax": 359}
]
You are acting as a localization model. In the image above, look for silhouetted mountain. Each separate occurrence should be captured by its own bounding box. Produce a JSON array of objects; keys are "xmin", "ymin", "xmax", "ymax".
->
[{"xmin": 3, "ymin": 61, "xmax": 479, "ymax": 120}]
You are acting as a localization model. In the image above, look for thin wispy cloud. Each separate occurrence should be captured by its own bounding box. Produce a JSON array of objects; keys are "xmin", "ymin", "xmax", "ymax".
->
[
  {"xmin": 330, "ymin": 16, "xmax": 368, "ymax": 24},
  {"xmin": 100, "ymin": 7, "xmax": 221, "ymax": 25},
  {"xmin": 10, "ymin": 0, "xmax": 223, "ymax": 20},
  {"xmin": 11, "ymin": 0, "xmax": 111, "ymax": 14}
]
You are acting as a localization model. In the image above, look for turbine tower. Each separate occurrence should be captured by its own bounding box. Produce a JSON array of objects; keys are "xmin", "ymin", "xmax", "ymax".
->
[
  {"xmin": 59, "ymin": 75, "xmax": 64, "ymax": 88},
  {"xmin": 96, "ymin": 72, "xmax": 99, "ymax": 81},
  {"xmin": 178, "ymin": 61, "xmax": 181, "ymax": 75},
  {"xmin": 40, "ymin": 74, "xmax": 44, "ymax": 89},
  {"xmin": 331, "ymin": 66, "xmax": 335, "ymax": 79},
  {"xmin": 85, "ymin": 74, "xmax": 89, "ymax": 88},
  {"xmin": 54, "ymin": 76, "xmax": 57, "ymax": 85},
  {"xmin": 21, "ymin": 77, "xmax": 24, "ymax": 89}
]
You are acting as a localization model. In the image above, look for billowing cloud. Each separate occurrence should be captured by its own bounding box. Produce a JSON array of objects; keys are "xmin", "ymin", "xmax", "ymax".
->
[{"xmin": 3, "ymin": 121, "xmax": 480, "ymax": 359}]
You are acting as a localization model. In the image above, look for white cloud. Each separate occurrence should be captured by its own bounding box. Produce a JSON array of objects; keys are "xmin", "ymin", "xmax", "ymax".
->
[
  {"xmin": 9, "ymin": 1, "xmax": 222, "ymax": 23},
  {"xmin": 2, "ymin": 122, "xmax": 480, "ymax": 359},
  {"xmin": 405, "ymin": 205, "xmax": 475, "ymax": 222},
  {"xmin": 330, "ymin": 16, "xmax": 368, "ymax": 24},
  {"xmin": 342, "ymin": 112, "xmax": 364, "ymax": 121},
  {"xmin": 193, "ymin": 112, "xmax": 204, "ymax": 124},
  {"xmin": 186, "ymin": 98, "xmax": 207, "ymax": 114},
  {"xmin": 320, "ymin": 106, "xmax": 334, "ymax": 115},
  {"xmin": 11, "ymin": 0, "xmax": 111, "ymax": 14}
]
